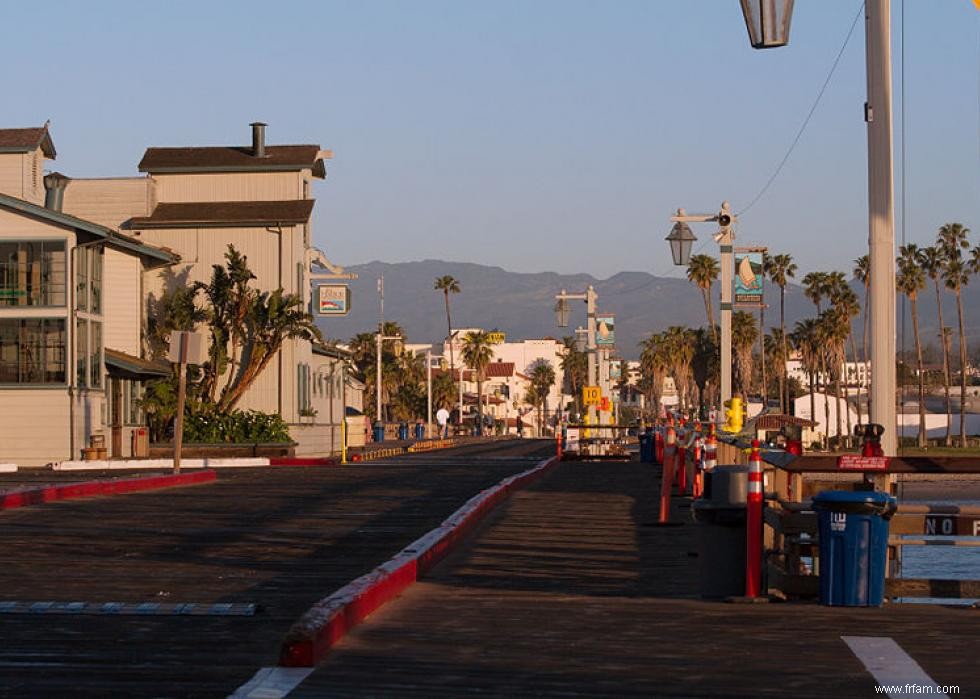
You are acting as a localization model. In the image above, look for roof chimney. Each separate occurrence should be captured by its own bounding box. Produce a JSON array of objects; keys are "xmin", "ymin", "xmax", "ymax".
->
[
  {"xmin": 250, "ymin": 122, "xmax": 267, "ymax": 158},
  {"xmin": 43, "ymin": 172, "xmax": 70, "ymax": 212}
]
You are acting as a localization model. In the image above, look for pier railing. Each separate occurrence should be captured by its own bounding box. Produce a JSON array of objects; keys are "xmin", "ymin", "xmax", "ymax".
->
[{"xmin": 715, "ymin": 438, "xmax": 980, "ymax": 602}]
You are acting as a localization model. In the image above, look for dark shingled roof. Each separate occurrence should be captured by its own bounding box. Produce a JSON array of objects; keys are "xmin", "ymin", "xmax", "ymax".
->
[
  {"xmin": 138, "ymin": 145, "xmax": 326, "ymax": 177},
  {"xmin": 0, "ymin": 126, "xmax": 56, "ymax": 158},
  {"xmin": 129, "ymin": 199, "xmax": 315, "ymax": 229}
]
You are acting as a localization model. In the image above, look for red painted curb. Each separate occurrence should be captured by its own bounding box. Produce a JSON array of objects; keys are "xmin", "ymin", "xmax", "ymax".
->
[
  {"xmin": 0, "ymin": 470, "xmax": 216, "ymax": 511},
  {"xmin": 279, "ymin": 456, "xmax": 560, "ymax": 667},
  {"xmin": 268, "ymin": 457, "xmax": 340, "ymax": 467}
]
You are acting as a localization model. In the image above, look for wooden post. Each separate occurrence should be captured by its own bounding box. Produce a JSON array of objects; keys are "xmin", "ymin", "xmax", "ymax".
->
[{"xmin": 173, "ymin": 359, "xmax": 186, "ymax": 474}]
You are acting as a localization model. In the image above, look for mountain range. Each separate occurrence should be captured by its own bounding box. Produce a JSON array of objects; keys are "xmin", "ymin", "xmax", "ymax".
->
[{"xmin": 316, "ymin": 259, "xmax": 980, "ymax": 360}]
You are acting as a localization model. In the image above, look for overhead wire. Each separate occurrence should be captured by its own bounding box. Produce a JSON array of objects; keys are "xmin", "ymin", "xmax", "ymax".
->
[
  {"xmin": 609, "ymin": 2, "xmax": 866, "ymax": 300},
  {"xmin": 737, "ymin": 2, "xmax": 866, "ymax": 218}
]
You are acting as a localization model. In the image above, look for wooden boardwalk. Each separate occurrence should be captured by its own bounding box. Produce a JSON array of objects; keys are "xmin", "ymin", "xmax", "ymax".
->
[
  {"xmin": 295, "ymin": 461, "xmax": 979, "ymax": 698},
  {"xmin": 0, "ymin": 439, "xmax": 553, "ymax": 697}
]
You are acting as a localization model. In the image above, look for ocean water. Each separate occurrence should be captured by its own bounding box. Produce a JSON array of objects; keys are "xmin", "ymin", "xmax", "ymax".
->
[{"xmin": 896, "ymin": 499, "xmax": 979, "ymax": 606}]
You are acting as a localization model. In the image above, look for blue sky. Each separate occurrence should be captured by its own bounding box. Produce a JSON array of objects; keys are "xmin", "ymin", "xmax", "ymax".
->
[{"xmin": 5, "ymin": 1, "xmax": 979, "ymax": 279}]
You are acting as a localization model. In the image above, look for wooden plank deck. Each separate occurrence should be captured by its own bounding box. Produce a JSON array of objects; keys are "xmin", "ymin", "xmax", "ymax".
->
[
  {"xmin": 0, "ymin": 440, "xmax": 554, "ymax": 696},
  {"xmin": 296, "ymin": 461, "xmax": 979, "ymax": 698}
]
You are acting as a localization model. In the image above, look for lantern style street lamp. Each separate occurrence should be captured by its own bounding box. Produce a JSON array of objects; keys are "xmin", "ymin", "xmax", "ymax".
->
[
  {"xmin": 665, "ymin": 214, "xmax": 697, "ymax": 266},
  {"xmin": 739, "ymin": 0, "xmax": 794, "ymax": 49}
]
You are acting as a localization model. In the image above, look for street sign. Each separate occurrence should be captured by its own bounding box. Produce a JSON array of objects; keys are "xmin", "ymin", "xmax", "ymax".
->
[
  {"xmin": 837, "ymin": 455, "xmax": 889, "ymax": 471},
  {"xmin": 582, "ymin": 386, "xmax": 601, "ymax": 406},
  {"xmin": 600, "ymin": 396, "xmax": 611, "ymax": 412},
  {"xmin": 317, "ymin": 284, "xmax": 351, "ymax": 316},
  {"xmin": 924, "ymin": 515, "xmax": 980, "ymax": 537},
  {"xmin": 167, "ymin": 331, "xmax": 206, "ymax": 365}
]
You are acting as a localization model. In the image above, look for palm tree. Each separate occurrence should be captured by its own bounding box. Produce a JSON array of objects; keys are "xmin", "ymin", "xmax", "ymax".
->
[
  {"xmin": 793, "ymin": 318, "xmax": 821, "ymax": 446},
  {"xmin": 559, "ymin": 336, "xmax": 588, "ymax": 416},
  {"xmin": 461, "ymin": 330, "xmax": 494, "ymax": 433},
  {"xmin": 897, "ymin": 244, "xmax": 927, "ymax": 447},
  {"xmin": 829, "ymin": 284, "xmax": 860, "ymax": 443},
  {"xmin": 434, "ymin": 275, "xmax": 461, "ymax": 417},
  {"xmin": 687, "ymin": 254, "xmax": 719, "ymax": 343},
  {"xmin": 663, "ymin": 326, "xmax": 695, "ymax": 414},
  {"xmin": 802, "ymin": 271, "xmax": 829, "ymax": 313},
  {"xmin": 528, "ymin": 360, "xmax": 557, "ymax": 435},
  {"xmin": 766, "ymin": 253, "xmax": 797, "ymax": 412},
  {"xmin": 853, "ymin": 255, "xmax": 871, "ymax": 422},
  {"xmin": 920, "ymin": 245, "xmax": 952, "ymax": 445},
  {"xmin": 639, "ymin": 333, "xmax": 670, "ymax": 419},
  {"xmin": 731, "ymin": 311, "xmax": 758, "ymax": 403},
  {"xmin": 938, "ymin": 223, "xmax": 971, "ymax": 447}
]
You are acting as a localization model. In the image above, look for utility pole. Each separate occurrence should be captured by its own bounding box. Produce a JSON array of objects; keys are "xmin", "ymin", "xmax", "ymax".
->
[
  {"xmin": 555, "ymin": 286, "xmax": 600, "ymax": 427},
  {"xmin": 426, "ymin": 349, "xmax": 433, "ymax": 439},
  {"xmin": 375, "ymin": 275, "xmax": 401, "ymax": 437}
]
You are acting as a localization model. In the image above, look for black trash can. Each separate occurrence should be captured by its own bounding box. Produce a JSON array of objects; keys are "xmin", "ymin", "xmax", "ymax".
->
[
  {"xmin": 691, "ymin": 465, "xmax": 748, "ymax": 599},
  {"xmin": 414, "ymin": 422, "xmax": 425, "ymax": 440},
  {"xmin": 398, "ymin": 422, "xmax": 409, "ymax": 441},
  {"xmin": 639, "ymin": 432, "xmax": 653, "ymax": 463}
]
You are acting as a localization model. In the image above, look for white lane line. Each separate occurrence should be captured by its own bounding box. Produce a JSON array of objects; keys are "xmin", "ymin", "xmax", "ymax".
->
[
  {"xmin": 842, "ymin": 636, "xmax": 950, "ymax": 698},
  {"xmin": 229, "ymin": 667, "xmax": 313, "ymax": 699}
]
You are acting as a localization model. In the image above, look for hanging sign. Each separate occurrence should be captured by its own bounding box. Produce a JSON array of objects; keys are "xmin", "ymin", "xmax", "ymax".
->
[
  {"xmin": 317, "ymin": 284, "xmax": 351, "ymax": 316},
  {"xmin": 734, "ymin": 248, "xmax": 766, "ymax": 307},
  {"xmin": 596, "ymin": 314, "xmax": 615, "ymax": 346}
]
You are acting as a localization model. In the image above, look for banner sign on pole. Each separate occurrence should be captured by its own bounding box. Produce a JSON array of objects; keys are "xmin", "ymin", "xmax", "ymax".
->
[
  {"xmin": 317, "ymin": 284, "xmax": 351, "ymax": 316},
  {"xmin": 734, "ymin": 248, "xmax": 766, "ymax": 307},
  {"xmin": 596, "ymin": 314, "xmax": 615, "ymax": 346}
]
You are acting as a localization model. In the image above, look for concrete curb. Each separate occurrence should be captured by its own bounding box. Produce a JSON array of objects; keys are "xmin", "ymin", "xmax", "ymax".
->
[
  {"xmin": 53, "ymin": 458, "xmax": 269, "ymax": 471},
  {"xmin": 278, "ymin": 455, "xmax": 559, "ymax": 667},
  {"xmin": 0, "ymin": 470, "xmax": 217, "ymax": 511}
]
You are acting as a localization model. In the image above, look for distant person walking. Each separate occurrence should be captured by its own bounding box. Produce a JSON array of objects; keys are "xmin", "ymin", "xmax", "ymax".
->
[{"xmin": 436, "ymin": 407, "xmax": 450, "ymax": 438}]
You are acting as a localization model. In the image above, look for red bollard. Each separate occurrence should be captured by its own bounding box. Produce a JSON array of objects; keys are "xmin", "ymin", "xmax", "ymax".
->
[
  {"xmin": 746, "ymin": 439, "xmax": 764, "ymax": 598},
  {"xmin": 556, "ymin": 426, "xmax": 563, "ymax": 460},
  {"xmin": 658, "ymin": 420, "xmax": 677, "ymax": 524}
]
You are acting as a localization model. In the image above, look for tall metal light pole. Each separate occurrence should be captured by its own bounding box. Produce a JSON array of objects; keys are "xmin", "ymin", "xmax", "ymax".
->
[
  {"xmin": 668, "ymin": 203, "xmax": 735, "ymax": 421},
  {"xmin": 738, "ymin": 0, "xmax": 897, "ymax": 455},
  {"xmin": 375, "ymin": 275, "xmax": 401, "ymax": 436},
  {"xmin": 555, "ymin": 286, "xmax": 600, "ymax": 426}
]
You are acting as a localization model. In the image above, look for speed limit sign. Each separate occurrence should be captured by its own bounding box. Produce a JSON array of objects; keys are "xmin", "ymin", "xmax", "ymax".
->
[{"xmin": 582, "ymin": 386, "xmax": 601, "ymax": 406}]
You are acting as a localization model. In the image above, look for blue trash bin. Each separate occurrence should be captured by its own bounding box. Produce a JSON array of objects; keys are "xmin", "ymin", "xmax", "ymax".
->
[
  {"xmin": 398, "ymin": 422, "xmax": 409, "ymax": 440},
  {"xmin": 639, "ymin": 433, "xmax": 653, "ymax": 463},
  {"xmin": 414, "ymin": 423, "xmax": 425, "ymax": 440},
  {"xmin": 372, "ymin": 421, "xmax": 385, "ymax": 443},
  {"xmin": 813, "ymin": 490, "xmax": 896, "ymax": 607}
]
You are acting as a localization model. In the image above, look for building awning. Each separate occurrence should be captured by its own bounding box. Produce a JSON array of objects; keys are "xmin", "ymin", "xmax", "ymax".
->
[
  {"xmin": 105, "ymin": 348, "xmax": 171, "ymax": 380},
  {"xmin": 129, "ymin": 200, "xmax": 315, "ymax": 229}
]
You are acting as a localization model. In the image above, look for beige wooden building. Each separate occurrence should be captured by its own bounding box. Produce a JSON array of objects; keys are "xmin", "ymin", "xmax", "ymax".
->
[{"xmin": 0, "ymin": 123, "xmax": 353, "ymax": 464}]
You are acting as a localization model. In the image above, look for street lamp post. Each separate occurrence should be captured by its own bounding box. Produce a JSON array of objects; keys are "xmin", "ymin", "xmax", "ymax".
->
[
  {"xmin": 556, "ymin": 286, "xmax": 600, "ymax": 426},
  {"xmin": 738, "ymin": 0, "xmax": 897, "ymax": 455},
  {"xmin": 668, "ymin": 203, "xmax": 735, "ymax": 422}
]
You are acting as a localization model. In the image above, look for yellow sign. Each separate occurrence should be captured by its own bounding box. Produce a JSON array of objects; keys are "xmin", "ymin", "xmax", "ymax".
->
[
  {"xmin": 582, "ymin": 386, "xmax": 602, "ymax": 406},
  {"xmin": 487, "ymin": 332, "xmax": 506, "ymax": 344}
]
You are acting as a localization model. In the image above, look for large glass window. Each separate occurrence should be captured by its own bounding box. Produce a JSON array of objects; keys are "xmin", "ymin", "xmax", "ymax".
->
[
  {"xmin": 0, "ymin": 319, "xmax": 67, "ymax": 384},
  {"xmin": 89, "ymin": 321, "xmax": 102, "ymax": 388},
  {"xmin": 90, "ymin": 248, "xmax": 102, "ymax": 314},
  {"xmin": 75, "ymin": 246, "xmax": 88, "ymax": 311},
  {"xmin": 76, "ymin": 318, "xmax": 88, "ymax": 387},
  {"xmin": 0, "ymin": 241, "xmax": 67, "ymax": 307}
]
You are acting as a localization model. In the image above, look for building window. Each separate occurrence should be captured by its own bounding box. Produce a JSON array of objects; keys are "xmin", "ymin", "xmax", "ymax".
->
[
  {"xmin": 89, "ymin": 321, "xmax": 102, "ymax": 388},
  {"xmin": 0, "ymin": 318, "xmax": 67, "ymax": 384},
  {"xmin": 90, "ymin": 248, "xmax": 102, "ymax": 314},
  {"xmin": 0, "ymin": 240, "xmax": 67, "ymax": 307},
  {"xmin": 76, "ymin": 318, "xmax": 88, "ymax": 386},
  {"xmin": 75, "ymin": 247, "xmax": 88, "ymax": 311},
  {"xmin": 126, "ymin": 380, "xmax": 144, "ymax": 425}
]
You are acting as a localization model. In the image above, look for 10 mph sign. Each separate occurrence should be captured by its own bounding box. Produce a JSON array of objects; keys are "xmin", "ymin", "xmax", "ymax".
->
[{"xmin": 582, "ymin": 386, "xmax": 601, "ymax": 406}]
